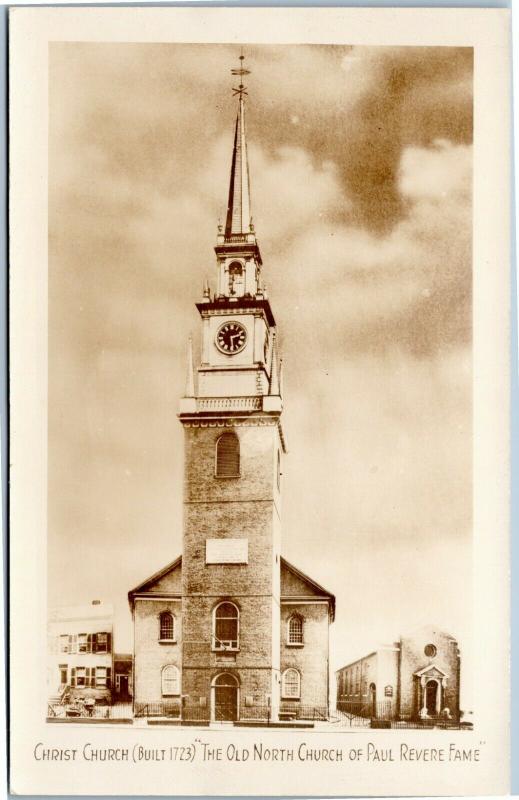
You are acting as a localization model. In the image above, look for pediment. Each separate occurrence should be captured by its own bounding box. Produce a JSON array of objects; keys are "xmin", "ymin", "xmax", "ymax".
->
[
  {"xmin": 414, "ymin": 664, "xmax": 447, "ymax": 679},
  {"xmin": 280, "ymin": 558, "xmax": 335, "ymax": 620},
  {"xmin": 129, "ymin": 556, "xmax": 182, "ymax": 598}
]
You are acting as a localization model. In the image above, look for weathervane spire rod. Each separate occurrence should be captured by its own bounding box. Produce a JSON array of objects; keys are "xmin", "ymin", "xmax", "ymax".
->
[{"xmin": 231, "ymin": 50, "xmax": 251, "ymax": 100}]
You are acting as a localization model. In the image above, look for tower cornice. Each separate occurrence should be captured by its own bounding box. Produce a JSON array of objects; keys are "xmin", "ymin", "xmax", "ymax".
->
[{"xmin": 195, "ymin": 298, "xmax": 275, "ymax": 327}]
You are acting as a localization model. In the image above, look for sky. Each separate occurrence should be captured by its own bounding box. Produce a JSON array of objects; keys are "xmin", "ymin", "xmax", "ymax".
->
[{"xmin": 48, "ymin": 43, "xmax": 473, "ymax": 705}]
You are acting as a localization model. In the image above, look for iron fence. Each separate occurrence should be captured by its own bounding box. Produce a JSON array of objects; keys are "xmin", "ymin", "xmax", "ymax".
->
[
  {"xmin": 134, "ymin": 701, "xmax": 181, "ymax": 718},
  {"xmin": 133, "ymin": 701, "xmax": 330, "ymax": 724},
  {"xmin": 336, "ymin": 700, "xmax": 392, "ymax": 720},
  {"xmin": 392, "ymin": 718, "xmax": 469, "ymax": 730}
]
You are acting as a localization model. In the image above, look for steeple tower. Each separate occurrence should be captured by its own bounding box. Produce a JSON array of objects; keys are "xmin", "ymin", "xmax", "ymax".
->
[
  {"xmin": 177, "ymin": 56, "xmax": 286, "ymax": 722},
  {"xmin": 181, "ymin": 53, "xmax": 282, "ymax": 415},
  {"xmin": 212, "ymin": 55, "xmax": 264, "ymax": 301},
  {"xmin": 225, "ymin": 91, "xmax": 251, "ymax": 238}
]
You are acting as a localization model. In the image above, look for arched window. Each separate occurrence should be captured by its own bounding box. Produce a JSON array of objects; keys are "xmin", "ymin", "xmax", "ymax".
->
[
  {"xmin": 159, "ymin": 612, "xmax": 175, "ymax": 641},
  {"xmin": 215, "ymin": 433, "xmax": 240, "ymax": 478},
  {"xmin": 161, "ymin": 665, "xmax": 180, "ymax": 696},
  {"xmin": 287, "ymin": 614, "xmax": 303, "ymax": 645},
  {"xmin": 228, "ymin": 261, "xmax": 243, "ymax": 277},
  {"xmin": 281, "ymin": 668, "xmax": 301, "ymax": 699},
  {"xmin": 213, "ymin": 602, "xmax": 239, "ymax": 650}
]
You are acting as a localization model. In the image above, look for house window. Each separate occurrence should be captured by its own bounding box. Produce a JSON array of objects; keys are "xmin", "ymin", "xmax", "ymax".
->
[
  {"xmin": 281, "ymin": 668, "xmax": 301, "ymax": 699},
  {"xmin": 77, "ymin": 634, "xmax": 88, "ymax": 653},
  {"xmin": 159, "ymin": 612, "xmax": 175, "ymax": 641},
  {"xmin": 287, "ymin": 615, "xmax": 303, "ymax": 645},
  {"xmin": 96, "ymin": 632, "xmax": 109, "ymax": 653},
  {"xmin": 75, "ymin": 667, "xmax": 87, "ymax": 686},
  {"xmin": 96, "ymin": 667, "xmax": 111, "ymax": 688},
  {"xmin": 59, "ymin": 635, "xmax": 69, "ymax": 653},
  {"xmin": 213, "ymin": 602, "xmax": 239, "ymax": 650},
  {"xmin": 161, "ymin": 665, "xmax": 180, "ymax": 696},
  {"xmin": 215, "ymin": 433, "xmax": 240, "ymax": 478}
]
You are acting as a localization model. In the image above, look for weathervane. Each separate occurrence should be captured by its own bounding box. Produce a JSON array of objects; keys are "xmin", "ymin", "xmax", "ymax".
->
[{"xmin": 231, "ymin": 52, "xmax": 251, "ymax": 100}]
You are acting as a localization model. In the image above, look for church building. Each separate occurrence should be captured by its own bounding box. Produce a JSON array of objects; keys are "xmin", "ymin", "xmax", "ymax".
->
[
  {"xmin": 336, "ymin": 625, "xmax": 461, "ymax": 722},
  {"xmin": 128, "ymin": 60, "xmax": 335, "ymax": 724}
]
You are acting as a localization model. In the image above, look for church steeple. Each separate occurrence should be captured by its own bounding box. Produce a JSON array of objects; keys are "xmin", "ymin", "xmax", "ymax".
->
[
  {"xmin": 225, "ymin": 54, "xmax": 252, "ymax": 238},
  {"xmin": 213, "ymin": 55, "xmax": 263, "ymax": 300},
  {"xmin": 185, "ymin": 53, "xmax": 282, "ymax": 424},
  {"xmin": 225, "ymin": 93, "xmax": 251, "ymax": 238}
]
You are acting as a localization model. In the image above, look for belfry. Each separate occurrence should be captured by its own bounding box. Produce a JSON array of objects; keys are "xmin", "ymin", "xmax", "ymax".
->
[{"xmin": 129, "ymin": 57, "xmax": 335, "ymax": 724}]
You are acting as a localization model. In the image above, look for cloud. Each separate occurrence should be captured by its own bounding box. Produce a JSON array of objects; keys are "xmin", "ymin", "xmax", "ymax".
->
[
  {"xmin": 263, "ymin": 139, "xmax": 472, "ymax": 360},
  {"xmin": 399, "ymin": 138, "xmax": 472, "ymax": 200},
  {"xmin": 48, "ymin": 44, "xmax": 473, "ymax": 687}
]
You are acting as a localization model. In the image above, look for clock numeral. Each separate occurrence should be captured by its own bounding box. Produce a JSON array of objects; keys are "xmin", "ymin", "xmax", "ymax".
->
[{"xmin": 216, "ymin": 321, "xmax": 247, "ymax": 354}]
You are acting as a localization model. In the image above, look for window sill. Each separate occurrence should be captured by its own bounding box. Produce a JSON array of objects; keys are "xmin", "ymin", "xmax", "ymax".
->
[
  {"xmin": 212, "ymin": 648, "xmax": 240, "ymax": 654},
  {"xmin": 158, "ymin": 639, "xmax": 177, "ymax": 644},
  {"xmin": 162, "ymin": 694, "xmax": 180, "ymax": 698},
  {"xmin": 286, "ymin": 643, "xmax": 304, "ymax": 648},
  {"xmin": 214, "ymin": 475, "xmax": 241, "ymax": 480},
  {"xmin": 281, "ymin": 696, "xmax": 300, "ymax": 701}
]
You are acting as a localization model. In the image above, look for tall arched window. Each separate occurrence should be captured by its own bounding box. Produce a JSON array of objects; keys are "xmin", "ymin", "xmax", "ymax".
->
[
  {"xmin": 281, "ymin": 668, "xmax": 301, "ymax": 699},
  {"xmin": 213, "ymin": 602, "xmax": 239, "ymax": 650},
  {"xmin": 287, "ymin": 614, "xmax": 304, "ymax": 645},
  {"xmin": 215, "ymin": 433, "xmax": 240, "ymax": 477},
  {"xmin": 159, "ymin": 612, "xmax": 175, "ymax": 641},
  {"xmin": 161, "ymin": 665, "xmax": 180, "ymax": 696}
]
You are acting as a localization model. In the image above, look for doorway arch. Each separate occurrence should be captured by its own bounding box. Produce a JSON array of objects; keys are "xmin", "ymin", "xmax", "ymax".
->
[
  {"xmin": 369, "ymin": 683, "xmax": 377, "ymax": 717},
  {"xmin": 425, "ymin": 679, "xmax": 440, "ymax": 716},
  {"xmin": 211, "ymin": 673, "xmax": 239, "ymax": 722}
]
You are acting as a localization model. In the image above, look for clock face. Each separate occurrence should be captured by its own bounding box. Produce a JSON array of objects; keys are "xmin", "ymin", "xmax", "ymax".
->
[{"xmin": 215, "ymin": 321, "xmax": 247, "ymax": 354}]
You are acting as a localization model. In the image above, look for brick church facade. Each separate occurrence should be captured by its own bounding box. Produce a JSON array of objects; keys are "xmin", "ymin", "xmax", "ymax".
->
[{"xmin": 129, "ymin": 62, "xmax": 335, "ymax": 723}]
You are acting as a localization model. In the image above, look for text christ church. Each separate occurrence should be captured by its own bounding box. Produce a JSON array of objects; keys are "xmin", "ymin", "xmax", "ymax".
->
[{"xmin": 129, "ymin": 60, "xmax": 335, "ymax": 724}]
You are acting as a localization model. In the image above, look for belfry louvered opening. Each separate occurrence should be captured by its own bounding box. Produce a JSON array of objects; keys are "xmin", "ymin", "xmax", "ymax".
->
[{"xmin": 215, "ymin": 432, "xmax": 240, "ymax": 477}]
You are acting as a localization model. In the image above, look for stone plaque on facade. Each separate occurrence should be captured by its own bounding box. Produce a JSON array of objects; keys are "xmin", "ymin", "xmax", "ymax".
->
[{"xmin": 205, "ymin": 538, "xmax": 248, "ymax": 564}]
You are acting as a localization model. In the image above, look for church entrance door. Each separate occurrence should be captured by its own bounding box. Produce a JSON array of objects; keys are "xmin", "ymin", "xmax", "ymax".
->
[
  {"xmin": 213, "ymin": 674, "xmax": 238, "ymax": 721},
  {"xmin": 369, "ymin": 683, "xmax": 377, "ymax": 717},
  {"xmin": 425, "ymin": 680, "xmax": 438, "ymax": 716}
]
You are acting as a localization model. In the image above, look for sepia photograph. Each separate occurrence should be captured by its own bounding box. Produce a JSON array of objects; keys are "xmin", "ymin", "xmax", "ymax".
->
[
  {"xmin": 47, "ymin": 41, "xmax": 473, "ymax": 729},
  {"xmin": 8, "ymin": 7, "xmax": 510, "ymax": 796}
]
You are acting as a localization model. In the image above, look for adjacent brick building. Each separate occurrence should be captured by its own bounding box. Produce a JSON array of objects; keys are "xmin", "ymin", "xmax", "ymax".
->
[
  {"xmin": 336, "ymin": 625, "xmax": 461, "ymax": 721},
  {"xmin": 129, "ymin": 65, "xmax": 335, "ymax": 723}
]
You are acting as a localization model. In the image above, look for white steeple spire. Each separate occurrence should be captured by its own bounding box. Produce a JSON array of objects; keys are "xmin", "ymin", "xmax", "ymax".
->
[{"xmin": 225, "ymin": 55, "xmax": 252, "ymax": 238}]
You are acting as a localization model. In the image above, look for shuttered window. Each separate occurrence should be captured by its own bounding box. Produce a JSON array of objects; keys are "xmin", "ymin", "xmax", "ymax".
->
[{"xmin": 215, "ymin": 433, "xmax": 240, "ymax": 477}]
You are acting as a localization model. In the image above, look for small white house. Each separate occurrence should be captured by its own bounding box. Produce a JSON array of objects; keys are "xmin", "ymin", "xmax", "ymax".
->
[{"xmin": 47, "ymin": 600, "xmax": 114, "ymax": 703}]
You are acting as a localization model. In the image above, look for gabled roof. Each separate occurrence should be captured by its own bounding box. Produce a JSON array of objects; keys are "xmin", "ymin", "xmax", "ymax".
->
[
  {"xmin": 128, "ymin": 555, "xmax": 181, "ymax": 604},
  {"xmin": 280, "ymin": 557, "xmax": 335, "ymax": 621},
  {"xmin": 128, "ymin": 554, "xmax": 336, "ymax": 620}
]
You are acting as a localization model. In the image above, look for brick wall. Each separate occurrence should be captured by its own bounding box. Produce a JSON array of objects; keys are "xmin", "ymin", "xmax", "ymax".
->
[
  {"xmin": 398, "ymin": 627, "xmax": 460, "ymax": 719},
  {"xmin": 133, "ymin": 599, "xmax": 182, "ymax": 705},
  {"xmin": 280, "ymin": 603, "xmax": 329, "ymax": 710},
  {"xmin": 181, "ymin": 420, "xmax": 282, "ymax": 716}
]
